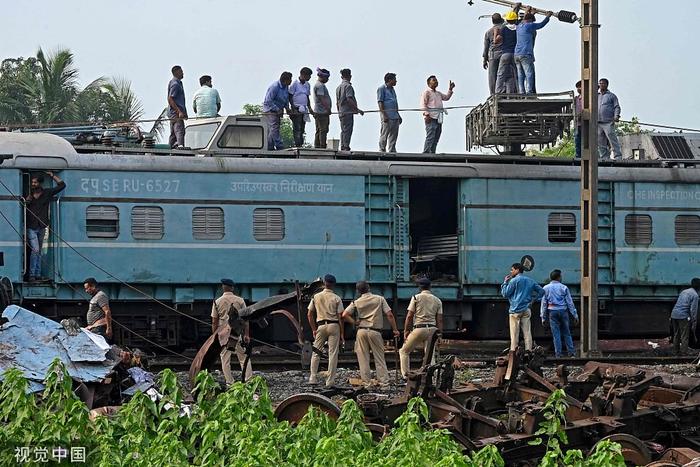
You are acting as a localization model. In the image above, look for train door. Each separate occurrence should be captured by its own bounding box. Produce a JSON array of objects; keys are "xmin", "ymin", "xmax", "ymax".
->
[
  {"xmin": 407, "ymin": 178, "xmax": 459, "ymax": 283},
  {"xmin": 21, "ymin": 170, "xmax": 60, "ymax": 283}
]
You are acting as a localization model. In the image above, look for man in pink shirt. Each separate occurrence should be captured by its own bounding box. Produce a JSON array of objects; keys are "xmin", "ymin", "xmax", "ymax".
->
[{"xmin": 421, "ymin": 76, "xmax": 455, "ymax": 153}]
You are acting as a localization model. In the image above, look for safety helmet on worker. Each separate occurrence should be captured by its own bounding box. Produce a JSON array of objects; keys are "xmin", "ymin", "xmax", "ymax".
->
[{"xmin": 504, "ymin": 11, "xmax": 518, "ymax": 21}]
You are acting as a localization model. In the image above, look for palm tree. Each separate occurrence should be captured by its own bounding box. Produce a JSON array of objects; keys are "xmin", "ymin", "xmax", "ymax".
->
[
  {"xmin": 20, "ymin": 48, "xmax": 85, "ymax": 123},
  {"xmin": 102, "ymin": 77, "xmax": 144, "ymax": 123}
]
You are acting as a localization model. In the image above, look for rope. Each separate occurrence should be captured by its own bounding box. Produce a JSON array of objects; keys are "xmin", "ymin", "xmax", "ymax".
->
[
  {"xmin": 619, "ymin": 120, "xmax": 700, "ymax": 133},
  {"xmin": 0, "ymin": 104, "xmax": 478, "ymax": 130}
]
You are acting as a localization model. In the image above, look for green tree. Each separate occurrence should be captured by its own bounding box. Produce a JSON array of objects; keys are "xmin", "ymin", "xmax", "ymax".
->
[
  {"xmin": 243, "ymin": 103, "xmax": 294, "ymax": 148},
  {"xmin": 0, "ymin": 47, "xmax": 144, "ymax": 127},
  {"xmin": 0, "ymin": 57, "xmax": 40, "ymax": 124}
]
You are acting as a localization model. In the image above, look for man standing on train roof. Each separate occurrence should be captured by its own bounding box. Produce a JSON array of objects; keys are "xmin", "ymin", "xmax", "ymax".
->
[
  {"xmin": 540, "ymin": 269, "xmax": 578, "ymax": 358},
  {"xmin": 377, "ymin": 73, "xmax": 401, "ymax": 153},
  {"xmin": 341, "ymin": 281, "xmax": 400, "ymax": 389},
  {"xmin": 24, "ymin": 171, "xmax": 65, "ymax": 282},
  {"xmin": 336, "ymin": 68, "xmax": 364, "ymax": 151},
  {"xmin": 670, "ymin": 278, "xmax": 700, "ymax": 356},
  {"xmin": 84, "ymin": 277, "xmax": 112, "ymax": 341},
  {"xmin": 598, "ymin": 78, "xmax": 622, "ymax": 160},
  {"xmin": 289, "ymin": 67, "xmax": 314, "ymax": 148},
  {"xmin": 167, "ymin": 65, "xmax": 187, "ymax": 149},
  {"xmin": 307, "ymin": 274, "xmax": 345, "ymax": 387},
  {"xmin": 399, "ymin": 277, "xmax": 443, "ymax": 378},
  {"xmin": 514, "ymin": 8, "xmax": 553, "ymax": 94},
  {"xmin": 501, "ymin": 263, "xmax": 544, "ymax": 352},
  {"xmin": 483, "ymin": 13, "xmax": 504, "ymax": 95},
  {"xmin": 263, "ymin": 71, "xmax": 293, "ymax": 151},
  {"xmin": 211, "ymin": 278, "xmax": 252, "ymax": 384},
  {"xmin": 313, "ymin": 67, "xmax": 332, "ymax": 149},
  {"xmin": 192, "ymin": 75, "xmax": 221, "ymax": 118},
  {"xmin": 421, "ymin": 75, "xmax": 455, "ymax": 154},
  {"xmin": 494, "ymin": 10, "xmax": 519, "ymax": 94}
]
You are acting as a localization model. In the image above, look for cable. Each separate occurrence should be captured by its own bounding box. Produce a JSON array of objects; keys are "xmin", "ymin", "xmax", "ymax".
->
[
  {"xmin": 1, "ymin": 104, "xmax": 478, "ymax": 130},
  {"xmin": 619, "ymin": 120, "xmax": 700, "ymax": 133},
  {"xmin": 0, "ymin": 177, "xmax": 211, "ymax": 326},
  {"xmin": 111, "ymin": 318, "xmax": 193, "ymax": 361},
  {"xmin": 0, "ymin": 213, "xmax": 194, "ymax": 361}
]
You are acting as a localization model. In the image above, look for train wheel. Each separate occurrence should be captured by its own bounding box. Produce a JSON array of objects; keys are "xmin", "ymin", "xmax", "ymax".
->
[
  {"xmin": 589, "ymin": 434, "xmax": 652, "ymax": 466},
  {"xmin": 274, "ymin": 393, "xmax": 341, "ymax": 425}
]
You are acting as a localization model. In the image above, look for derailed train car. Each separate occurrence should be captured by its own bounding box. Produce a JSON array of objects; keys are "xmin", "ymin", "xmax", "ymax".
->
[{"xmin": 1, "ymin": 117, "xmax": 699, "ymax": 349}]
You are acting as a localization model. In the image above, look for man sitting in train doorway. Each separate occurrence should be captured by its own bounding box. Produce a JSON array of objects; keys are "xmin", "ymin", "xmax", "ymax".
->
[{"xmin": 24, "ymin": 171, "xmax": 65, "ymax": 282}]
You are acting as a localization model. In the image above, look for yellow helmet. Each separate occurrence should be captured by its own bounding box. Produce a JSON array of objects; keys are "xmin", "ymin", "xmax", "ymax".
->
[{"xmin": 504, "ymin": 11, "xmax": 518, "ymax": 21}]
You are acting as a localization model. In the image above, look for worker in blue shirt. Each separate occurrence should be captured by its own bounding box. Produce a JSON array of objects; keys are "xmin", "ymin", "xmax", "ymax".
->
[
  {"xmin": 670, "ymin": 278, "xmax": 700, "ymax": 355},
  {"xmin": 501, "ymin": 262, "xmax": 544, "ymax": 351},
  {"xmin": 263, "ymin": 72, "xmax": 293, "ymax": 150},
  {"xmin": 540, "ymin": 269, "xmax": 578, "ymax": 358},
  {"xmin": 514, "ymin": 8, "xmax": 552, "ymax": 94}
]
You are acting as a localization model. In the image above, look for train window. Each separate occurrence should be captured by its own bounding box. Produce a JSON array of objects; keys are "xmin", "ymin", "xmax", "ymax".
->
[
  {"xmin": 675, "ymin": 215, "xmax": 700, "ymax": 245},
  {"xmin": 86, "ymin": 205, "xmax": 119, "ymax": 238},
  {"xmin": 185, "ymin": 122, "xmax": 220, "ymax": 150},
  {"xmin": 548, "ymin": 212, "xmax": 576, "ymax": 243},
  {"xmin": 253, "ymin": 208, "xmax": 284, "ymax": 241},
  {"xmin": 192, "ymin": 207, "xmax": 225, "ymax": 240},
  {"xmin": 131, "ymin": 206, "xmax": 164, "ymax": 240},
  {"xmin": 624, "ymin": 214, "xmax": 652, "ymax": 246},
  {"xmin": 217, "ymin": 125, "xmax": 264, "ymax": 149}
]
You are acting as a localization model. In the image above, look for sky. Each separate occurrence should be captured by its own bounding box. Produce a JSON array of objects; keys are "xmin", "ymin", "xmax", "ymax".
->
[{"xmin": 2, "ymin": 0, "xmax": 698, "ymax": 153}]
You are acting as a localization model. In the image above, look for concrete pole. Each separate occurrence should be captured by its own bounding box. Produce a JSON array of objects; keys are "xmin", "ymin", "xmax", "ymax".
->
[{"xmin": 580, "ymin": 0, "xmax": 600, "ymax": 357}]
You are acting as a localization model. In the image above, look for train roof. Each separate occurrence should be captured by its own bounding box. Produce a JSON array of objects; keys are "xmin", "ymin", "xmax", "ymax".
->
[{"xmin": 1, "ymin": 132, "xmax": 699, "ymax": 184}]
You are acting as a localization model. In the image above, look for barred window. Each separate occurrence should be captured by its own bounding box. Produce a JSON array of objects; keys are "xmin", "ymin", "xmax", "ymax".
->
[
  {"xmin": 675, "ymin": 215, "xmax": 700, "ymax": 246},
  {"xmin": 131, "ymin": 206, "xmax": 164, "ymax": 240},
  {"xmin": 253, "ymin": 208, "xmax": 285, "ymax": 241},
  {"xmin": 548, "ymin": 212, "xmax": 576, "ymax": 243},
  {"xmin": 192, "ymin": 207, "xmax": 225, "ymax": 240},
  {"xmin": 86, "ymin": 206, "xmax": 119, "ymax": 238},
  {"xmin": 624, "ymin": 214, "xmax": 652, "ymax": 246}
]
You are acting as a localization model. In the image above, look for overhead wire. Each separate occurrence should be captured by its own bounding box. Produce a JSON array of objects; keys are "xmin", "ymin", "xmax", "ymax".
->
[{"xmin": 0, "ymin": 180, "xmax": 311, "ymax": 361}]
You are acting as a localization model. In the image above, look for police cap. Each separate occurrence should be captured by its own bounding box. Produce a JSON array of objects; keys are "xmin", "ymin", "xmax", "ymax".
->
[
  {"xmin": 324, "ymin": 274, "xmax": 337, "ymax": 284},
  {"xmin": 221, "ymin": 278, "xmax": 235, "ymax": 287},
  {"xmin": 417, "ymin": 277, "xmax": 431, "ymax": 287}
]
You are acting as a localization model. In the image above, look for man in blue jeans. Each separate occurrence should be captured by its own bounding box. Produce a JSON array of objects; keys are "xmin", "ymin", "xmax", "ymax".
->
[
  {"xmin": 24, "ymin": 171, "xmax": 65, "ymax": 281},
  {"xmin": 540, "ymin": 269, "xmax": 579, "ymax": 357},
  {"xmin": 514, "ymin": 8, "xmax": 552, "ymax": 94}
]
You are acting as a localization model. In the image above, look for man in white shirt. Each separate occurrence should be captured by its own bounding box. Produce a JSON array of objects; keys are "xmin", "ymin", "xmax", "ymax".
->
[
  {"xmin": 420, "ymin": 75, "xmax": 455, "ymax": 154},
  {"xmin": 192, "ymin": 75, "xmax": 221, "ymax": 118}
]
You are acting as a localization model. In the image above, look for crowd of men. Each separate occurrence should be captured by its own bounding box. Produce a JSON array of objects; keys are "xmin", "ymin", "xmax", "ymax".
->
[
  {"xmin": 211, "ymin": 275, "xmax": 442, "ymax": 389},
  {"xmin": 166, "ymin": 5, "xmax": 624, "ymax": 159},
  {"xmin": 209, "ymin": 268, "xmax": 699, "ymax": 389}
]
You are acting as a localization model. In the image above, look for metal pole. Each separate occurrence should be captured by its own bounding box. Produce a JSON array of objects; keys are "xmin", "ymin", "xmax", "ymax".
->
[{"xmin": 580, "ymin": 0, "xmax": 599, "ymax": 357}]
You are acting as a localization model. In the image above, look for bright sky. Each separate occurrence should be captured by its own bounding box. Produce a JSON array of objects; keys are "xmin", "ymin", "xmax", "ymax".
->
[{"xmin": 3, "ymin": 1, "xmax": 697, "ymax": 153}]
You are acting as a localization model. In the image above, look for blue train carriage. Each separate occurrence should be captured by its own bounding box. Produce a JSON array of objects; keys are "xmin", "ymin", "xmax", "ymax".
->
[{"xmin": 1, "ymin": 124, "xmax": 700, "ymax": 349}]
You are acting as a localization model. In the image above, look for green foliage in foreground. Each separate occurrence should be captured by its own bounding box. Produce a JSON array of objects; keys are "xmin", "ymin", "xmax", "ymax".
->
[{"xmin": 0, "ymin": 360, "xmax": 625, "ymax": 466}]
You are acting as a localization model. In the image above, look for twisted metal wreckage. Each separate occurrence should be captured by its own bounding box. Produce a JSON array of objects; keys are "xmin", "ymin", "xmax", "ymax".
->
[{"xmin": 187, "ymin": 284, "xmax": 700, "ymax": 466}]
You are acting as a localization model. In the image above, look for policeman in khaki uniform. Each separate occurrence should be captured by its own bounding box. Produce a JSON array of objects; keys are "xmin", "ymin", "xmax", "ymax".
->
[
  {"xmin": 342, "ymin": 281, "xmax": 400, "ymax": 388},
  {"xmin": 307, "ymin": 274, "xmax": 345, "ymax": 387},
  {"xmin": 211, "ymin": 278, "xmax": 252, "ymax": 384},
  {"xmin": 399, "ymin": 277, "xmax": 443, "ymax": 378}
]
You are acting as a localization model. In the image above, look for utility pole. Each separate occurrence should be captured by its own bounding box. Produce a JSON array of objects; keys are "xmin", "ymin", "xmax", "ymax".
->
[{"xmin": 580, "ymin": 0, "xmax": 599, "ymax": 356}]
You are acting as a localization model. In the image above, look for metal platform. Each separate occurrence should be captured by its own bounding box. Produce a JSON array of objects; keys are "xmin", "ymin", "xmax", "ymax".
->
[{"xmin": 465, "ymin": 92, "xmax": 575, "ymax": 149}]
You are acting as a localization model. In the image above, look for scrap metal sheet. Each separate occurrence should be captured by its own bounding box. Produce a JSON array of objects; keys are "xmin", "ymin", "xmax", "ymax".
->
[{"xmin": 0, "ymin": 305, "xmax": 117, "ymax": 385}]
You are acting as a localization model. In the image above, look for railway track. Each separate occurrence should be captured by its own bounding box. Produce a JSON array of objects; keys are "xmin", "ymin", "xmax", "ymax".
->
[{"xmin": 149, "ymin": 351, "xmax": 700, "ymax": 372}]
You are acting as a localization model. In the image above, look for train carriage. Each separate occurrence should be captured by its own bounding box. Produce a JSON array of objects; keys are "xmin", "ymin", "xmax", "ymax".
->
[{"xmin": 1, "ymin": 118, "xmax": 699, "ymax": 349}]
